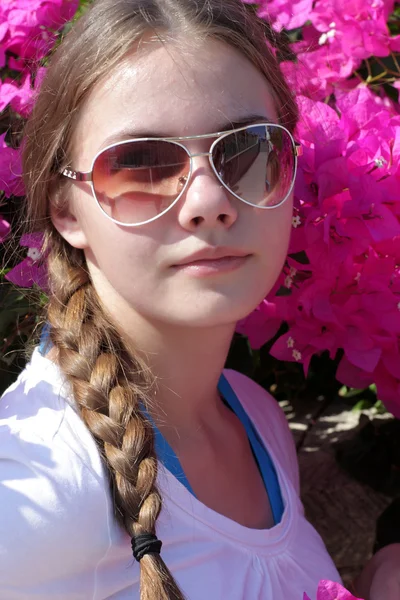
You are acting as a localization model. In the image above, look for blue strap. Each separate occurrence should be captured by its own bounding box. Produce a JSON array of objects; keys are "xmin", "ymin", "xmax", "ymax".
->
[
  {"xmin": 39, "ymin": 322, "xmax": 51, "ymax": 355},
  {"xmin": 145, "ymin": 375, "xmax": 284, "ymax": 525},
  {"xmin": 218, "ymin": 374, "xmax": 284, "ymax": 525},
  {"xmin": 140, "ymin": 405, "xmax": 196, "ymax": 496}
]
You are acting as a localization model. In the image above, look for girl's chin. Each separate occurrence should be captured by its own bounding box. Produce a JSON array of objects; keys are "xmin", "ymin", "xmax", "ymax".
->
[
  {"xmin": 155, "ymin": 299, "xmax": 262, "ymax": 329},
  {"xmin": 122, "ymin": 282, "xmax": 269, "ymax": 329}
]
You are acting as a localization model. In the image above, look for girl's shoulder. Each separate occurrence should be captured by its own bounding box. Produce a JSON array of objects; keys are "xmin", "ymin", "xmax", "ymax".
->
[
  {"xmin": 0, "ymin": 348, "xmax": 113, "ymax": 592},
  {"xmin": 0, "ymin": 346, "xmax": 104, "ymax": 473},
  {"xmin": 1, "ymin": 347, "xmax": 71, "ymax": 438},
  {"xmin": 223, "ymin": 369, "xmax": 300, "ymax": 495}
]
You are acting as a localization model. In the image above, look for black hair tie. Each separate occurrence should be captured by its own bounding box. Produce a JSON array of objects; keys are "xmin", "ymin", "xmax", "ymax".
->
[{"xmin": 131, "ymin": 533, "xmax": 163, "ymax": 562}]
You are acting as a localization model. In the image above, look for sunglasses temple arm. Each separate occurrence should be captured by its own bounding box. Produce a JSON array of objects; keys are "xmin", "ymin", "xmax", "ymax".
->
[{"xmin": 62, "ymin": 168, "xmax": 92, "ymax": 182}]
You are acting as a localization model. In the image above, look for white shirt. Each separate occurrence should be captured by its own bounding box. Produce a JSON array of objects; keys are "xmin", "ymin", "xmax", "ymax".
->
[{"xmin": 0, "ymin": 348, "xmax": 340, "ymax": 599}]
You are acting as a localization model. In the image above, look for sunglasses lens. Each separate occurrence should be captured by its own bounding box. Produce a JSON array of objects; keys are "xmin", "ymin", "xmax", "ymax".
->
[
  {"xmin": 92, "ymin": 140, "xmax": 189, "ymax": 224},
  {"xmin": 212, "ymin": 125, "xmax": 295, "ymax": 208}
]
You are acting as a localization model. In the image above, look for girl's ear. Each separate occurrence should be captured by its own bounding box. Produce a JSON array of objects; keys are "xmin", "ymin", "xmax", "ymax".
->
[{"xmin": 49, "ymin": 200, "xmax": 89, "ymax": 250}]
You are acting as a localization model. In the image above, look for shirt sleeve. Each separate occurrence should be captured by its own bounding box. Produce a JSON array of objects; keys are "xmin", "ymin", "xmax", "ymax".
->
[
  {"xmin": 0, "ymin": 421, "xmax": 111, "ymax": 599},
  {"xmin": 0, "ymin": 425, "xmax": 55, "ymax": 594}
]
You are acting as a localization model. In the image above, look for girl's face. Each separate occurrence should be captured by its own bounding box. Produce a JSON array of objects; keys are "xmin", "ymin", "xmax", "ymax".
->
[{"xmin": 53, "ymin": 38, "xmax": 293, "ymax": 329}]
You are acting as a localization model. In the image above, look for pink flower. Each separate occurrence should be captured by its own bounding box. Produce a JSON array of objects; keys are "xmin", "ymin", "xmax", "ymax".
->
[
  {"xmin": 239, "ymin": 82, "xmax": 400, "ymax": 415},
  {"xmin": 0, "ymin": 216, "xmax": 11, "ymax": 243},
  {"xmin": 236, "ymin": 300, "xmax": 282, "ymax": 349},
  {"xmin": 5, "ymin": 232, "xmax": 48, "ymax": 289},
  {"xmin": 0, "ymin": 133, "xmax": 24, "ymax": 198},
  {"xmin": 281, "ymin": 41, "xmax": 360, "ymax": 100},
  {"xmin": 280, "ymin": 1, "xmax": 399, "ymax": 102},
  {"xmin": 0, "ymin": 19, "xmax": 7, "ymax": 68},
  {"xmin": 0, "ymin": 73, "xmax": 35, "ymax": 116},
  {"xmin": 0, "ymin": 0, "xmax": 79, "ymax": 66},
  {"xmin": 254, "ymin": 0, "xmax": 313, "ymax": 31},
  {"xmin": 374, "ymin": 357, "xmax": 400, "ymax": 418},
  {"xmin": 9, "ymin": 72, "xmax": 34, "ymax": 116},
  {"xmin": 0, "ymin": 79, "xmax": 19, "ymax": 111},
  {"xmin": 311, "ymin": 0, "xmax": 394, "ymax": 60},
  {"xmin": 304, "ymin": 578, "xmax": 363, "ymax": 599}
]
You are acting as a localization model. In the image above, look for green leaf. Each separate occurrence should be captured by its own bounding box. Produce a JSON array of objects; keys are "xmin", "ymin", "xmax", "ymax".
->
[
  {"xmin": 352, "ymin": 399, "xmax": 373, "ymax": 411},
  {"xmin": 339, "ymin": 385, "xmax": 364, "ymax": 398},
  {"xmin": 374, "ymin": 400, "xmax": 387, "ymax": 415}
]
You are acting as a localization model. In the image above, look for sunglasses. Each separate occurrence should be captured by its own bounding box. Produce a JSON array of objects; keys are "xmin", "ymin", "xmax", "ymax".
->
[{"xmin": 62, "ymin": 123, "xmax": 302, "ymax": 227}]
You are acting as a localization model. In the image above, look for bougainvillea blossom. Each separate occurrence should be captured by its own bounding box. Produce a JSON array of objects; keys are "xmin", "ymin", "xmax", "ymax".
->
[
  {"xmin": 304, "ymin": 578, "xmax": 363, "ymax": 599},
  {"xmin": 0, "ymin": 133, "xmax": 24, "ymax": 198},
  {"xmin": 239, "ymin": 83, "xmax": 400, "ymax": 415},
  {"xmin": 5, "ymin": 232, "xmax": 48, "ymax": 289},
  {"xmin": 311, "ymin": 0, "xmax": 396, "ymax": 59},
  {"xmin": 0, "ymin": 0, "xmax": 79, "ymax": 66},
  {"xmin": 0, "ymin": 217, "xmax": 11, "ymax": 243},
  {"xmin": 250, "ymin": 0, "xmax": 313, "ymax": 31}
]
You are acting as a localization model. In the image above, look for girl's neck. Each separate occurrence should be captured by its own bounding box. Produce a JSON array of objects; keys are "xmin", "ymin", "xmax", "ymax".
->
[{"xmin": 120, "ymin": 316, "xmax": 236, "ymax": 437}]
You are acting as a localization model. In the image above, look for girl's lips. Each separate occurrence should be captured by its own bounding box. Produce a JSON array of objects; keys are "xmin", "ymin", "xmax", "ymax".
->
[{"xmin": 172, "ymin": 254, "xmax": 251, "ymax": 276}]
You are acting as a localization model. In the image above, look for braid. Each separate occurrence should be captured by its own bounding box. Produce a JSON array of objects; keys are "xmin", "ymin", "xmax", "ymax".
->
[{"xmin": 46, "ymin": 241, "xmax": 186, "ymax": 600}]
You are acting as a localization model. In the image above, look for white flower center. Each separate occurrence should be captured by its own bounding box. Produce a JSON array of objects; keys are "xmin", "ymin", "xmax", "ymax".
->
[
  {"xmin": 284, "ymin": 275, "xmax": 293, "ymax": 289},
  {"xmin": 374, "ymin": 157, "xmax": 387, "ymax": 168},
  {"xmin": 292, "ymin": 215, "xmax": 301, "ymax": 228},
  {"xmin": 27, "ymin": 248, "xmax": 42, "ymax": 261},
  {"xmin": 292, "ymin": 349, "xmax": 302, "ymax": 361},
  {"xmin": 318, "ymin": 26, "xmax": 336, "ymax": 45}
]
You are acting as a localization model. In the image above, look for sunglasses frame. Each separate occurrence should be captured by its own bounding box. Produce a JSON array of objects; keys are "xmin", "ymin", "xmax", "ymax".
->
[{"xmin": 61, "ymin": 122, "xmax": 302, "ymax": 227}]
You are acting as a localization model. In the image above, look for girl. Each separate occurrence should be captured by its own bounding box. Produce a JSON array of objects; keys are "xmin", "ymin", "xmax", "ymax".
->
[{"xmin": 0, "ymin": 0, "xmax": 397, "ymax": 598}]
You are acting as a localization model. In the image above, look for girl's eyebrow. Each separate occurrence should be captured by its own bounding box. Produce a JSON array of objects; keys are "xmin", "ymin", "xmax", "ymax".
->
[{"xmin": 99, "ymin": 113, "xmax": 273, "ymax": 148}]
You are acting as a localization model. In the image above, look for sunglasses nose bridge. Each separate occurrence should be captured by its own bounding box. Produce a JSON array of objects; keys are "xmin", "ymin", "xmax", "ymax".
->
[
  {"xmin": 188, "ymin": 151, "xmax": 213, "ymax": 158},
  {"xmin": 185, "ymin": 150, "xmax": 215, "ymax": 178},
  {"xmin": 175, "ymin": 148, "xmax": 224, "ymax": 197},
  {"xmin": 185, "ymin": 150, "xmax": 222, "ymax": 189}
]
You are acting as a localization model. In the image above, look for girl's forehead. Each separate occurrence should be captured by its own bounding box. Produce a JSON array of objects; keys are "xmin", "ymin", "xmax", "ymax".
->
[{"xmin": 73, "ymin": 38, "xmax": 278, "ymax": 160}]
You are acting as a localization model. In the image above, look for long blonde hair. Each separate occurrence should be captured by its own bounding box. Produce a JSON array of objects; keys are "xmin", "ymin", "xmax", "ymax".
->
[{"xmin": 22, "ymin": 1, "xmax": 298, "ymax": 598}]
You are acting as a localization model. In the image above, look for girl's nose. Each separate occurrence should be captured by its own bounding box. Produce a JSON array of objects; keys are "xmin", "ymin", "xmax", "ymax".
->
[{"xmin": 176, "ymin": 157, "xmax": 238, "ymax": 231}]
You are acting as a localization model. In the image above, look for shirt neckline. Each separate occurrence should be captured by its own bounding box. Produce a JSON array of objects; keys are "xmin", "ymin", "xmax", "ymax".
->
[
  {"xmin": 31, "ymin": 347, "xmax": 295, "ymax": 553},
  {"xmin": 157, "ymin": 370, "xmax": 295, "ymax": 553}
]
